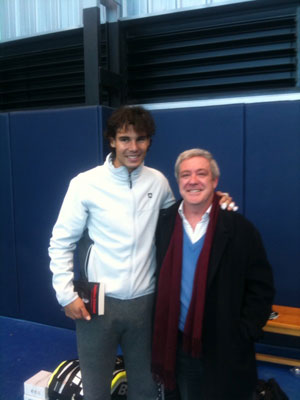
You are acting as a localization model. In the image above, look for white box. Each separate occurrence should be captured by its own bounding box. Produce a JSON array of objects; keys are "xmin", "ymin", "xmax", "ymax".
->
[
  {"xmin": 24, "ymin": 395, "xmax": 47, "ymax": 400},
  {"xmin": 24, "ymin": 370, "xmax": 52, "ymax": 399}
]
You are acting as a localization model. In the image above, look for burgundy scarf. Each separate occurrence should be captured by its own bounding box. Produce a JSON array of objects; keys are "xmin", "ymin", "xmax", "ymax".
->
[{"xmin": 151, "ymin": 194, "xmax": 220, "ymax": 390}]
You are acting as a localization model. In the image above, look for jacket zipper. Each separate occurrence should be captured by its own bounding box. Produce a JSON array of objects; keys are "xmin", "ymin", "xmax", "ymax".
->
[
  {"xmin": 129, "ymin": 172, "xmax": 132, "ymax": 189},
  {"xmin": 128, "ymin": 170, "xmax": 136, "ymax": 295}
]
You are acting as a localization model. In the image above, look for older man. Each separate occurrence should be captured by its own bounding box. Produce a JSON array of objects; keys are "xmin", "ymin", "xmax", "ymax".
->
[{"xmin": 152, "ymin": 149, "xmax": 274, "ymax": 400}]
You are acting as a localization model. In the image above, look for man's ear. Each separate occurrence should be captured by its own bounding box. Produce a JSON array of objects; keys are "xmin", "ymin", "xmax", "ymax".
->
[{"xmin": 110, "ymin": 137, "xmax": 116, "ymax": 148}]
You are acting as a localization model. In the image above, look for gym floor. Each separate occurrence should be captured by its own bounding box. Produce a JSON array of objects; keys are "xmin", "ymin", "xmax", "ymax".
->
[{"xmin": 1, "ymin": 316, "xmax": 299, "ymax": 400}]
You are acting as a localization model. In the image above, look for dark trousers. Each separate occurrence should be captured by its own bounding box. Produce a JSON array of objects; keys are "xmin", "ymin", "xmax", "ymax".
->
[
  {"xmin": 175, "ymin": 333, "xmax": 256, "ymax": 400},
  {"xmin": 175, "ymin": 333, "xmax": 205, "ymax": 400}
]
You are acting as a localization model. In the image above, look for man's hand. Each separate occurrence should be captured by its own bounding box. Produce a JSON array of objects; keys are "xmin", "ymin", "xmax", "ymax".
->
[
  {"xmin": 216, "ymin": 191, "xmax": 238, "ymax": 211},
  {"xmin": 64, "ymin": 297, "xmax": 91, "ymax": 321}
]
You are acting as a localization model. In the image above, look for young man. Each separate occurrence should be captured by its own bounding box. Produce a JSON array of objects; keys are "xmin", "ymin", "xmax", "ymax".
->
[
  {"xmin": 152, "ymin": 149, "xmax": 274, "ymax": 400},
  {"xmin": 49, "ymin": 108, "xmax": 234, "ymax": 400}
]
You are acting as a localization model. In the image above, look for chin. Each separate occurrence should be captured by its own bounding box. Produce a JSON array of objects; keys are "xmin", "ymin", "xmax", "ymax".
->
[{"xmin": 128, "ymin": 162, "xmax": 140, "ymax": 168}]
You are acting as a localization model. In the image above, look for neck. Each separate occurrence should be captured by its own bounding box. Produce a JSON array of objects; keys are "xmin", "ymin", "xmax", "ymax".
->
[{"xmin": 183, "ymin": 198, "xmax": 213, "ymax": 229}]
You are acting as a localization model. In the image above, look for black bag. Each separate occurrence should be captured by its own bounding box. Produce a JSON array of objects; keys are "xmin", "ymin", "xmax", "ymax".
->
[
  {"xmin": 48, "ymin": 355, "xmax": 127, "ymax": 400},
  {"xmin": 74, "ymin": 230, "xmax": 105, "ymax": 315},
  {"xmin": 256, "ymin": 378, "xmax": 289, "ymax": 400}
]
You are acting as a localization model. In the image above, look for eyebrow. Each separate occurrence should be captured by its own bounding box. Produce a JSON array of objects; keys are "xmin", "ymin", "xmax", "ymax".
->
[
  {"xmin": 180, "ymin": 168, "xmax": 208, "ymax": 174},
  {"xmin": 117, "ymin": 134, "xmax": 148, "ymax": 139}
]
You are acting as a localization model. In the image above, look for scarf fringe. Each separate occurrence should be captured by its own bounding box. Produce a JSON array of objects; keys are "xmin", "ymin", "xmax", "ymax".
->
[{"xmin": 151, "ymin": 365, "xmax": 177, "ymax": 391}]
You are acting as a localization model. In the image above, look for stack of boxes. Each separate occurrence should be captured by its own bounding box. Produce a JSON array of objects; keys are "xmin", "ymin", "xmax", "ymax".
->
[{"xmin": 24, "ymin": 370, "xmax": 52, "ymax": 400}]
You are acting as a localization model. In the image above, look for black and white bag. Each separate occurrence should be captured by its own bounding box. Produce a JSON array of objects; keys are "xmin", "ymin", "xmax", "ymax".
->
[{"xmin": 48, "ymin": 356, "xmax": 127, "ymax": 400}]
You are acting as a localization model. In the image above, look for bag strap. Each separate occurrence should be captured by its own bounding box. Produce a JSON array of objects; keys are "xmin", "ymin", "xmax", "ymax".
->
[{"xmin": 77, "ymin": 229, "xmax": 94, "ymax": 281}]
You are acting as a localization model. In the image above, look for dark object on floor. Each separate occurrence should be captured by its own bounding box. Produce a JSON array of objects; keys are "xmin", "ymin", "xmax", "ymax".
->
[
  {"xmin": 256, "ymin": 378, "xmax": 289, "ymax": 400},
  {"xmin": 48, "ymin": 356, "xmax": 127, "ymax": 400}
]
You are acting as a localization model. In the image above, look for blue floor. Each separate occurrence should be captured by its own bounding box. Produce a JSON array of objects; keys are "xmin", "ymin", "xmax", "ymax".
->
[
  {"xmin": 0, "ymin": 316, "xmax": 78, "ymax": 400},
  {"xmin": 257, "ymin": 362, "xmax": 300, "ymax": 399},
  {"xmin": 1, "ymin": 316, "xmax": 299, "ymax": 400}
]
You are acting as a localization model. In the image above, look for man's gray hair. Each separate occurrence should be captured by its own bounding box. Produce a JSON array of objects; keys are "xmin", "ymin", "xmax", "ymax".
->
[{"xmin": 174, "ymin": 148, "xmax": 220, "ymax": 180}]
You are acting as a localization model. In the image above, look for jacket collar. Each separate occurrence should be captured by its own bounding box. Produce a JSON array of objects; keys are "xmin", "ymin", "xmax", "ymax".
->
[
  {"xmin": 105, "ymin": 153, "xmax": 144, "ymax": 185},
  {"xmin": 206, "ymin": 211, "xmax": 230, "ymax": 288}
]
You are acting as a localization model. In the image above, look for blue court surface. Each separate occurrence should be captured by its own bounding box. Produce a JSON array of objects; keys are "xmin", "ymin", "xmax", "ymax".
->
[{"xmin": 1, "ymin": 316, "xmax": 299, "ymax": 400}]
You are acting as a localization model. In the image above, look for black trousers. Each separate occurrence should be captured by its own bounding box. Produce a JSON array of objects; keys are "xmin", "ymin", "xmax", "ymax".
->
[
  {"xmin": 175, "ymin": 332, "xmax": 255, "ymax": 400},
  {"xmin": 175, "ymin": 332, "xmax": 205, "ymax": 400}
]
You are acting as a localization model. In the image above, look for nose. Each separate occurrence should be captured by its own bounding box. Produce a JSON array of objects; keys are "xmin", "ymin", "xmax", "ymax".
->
[
  {"xmin": 129, "ymin": 140, "xmax": 138, "ymax": 151},
  {"xmin": 189, "ymin": 173, "xmax": 198, "ymax": 184}
]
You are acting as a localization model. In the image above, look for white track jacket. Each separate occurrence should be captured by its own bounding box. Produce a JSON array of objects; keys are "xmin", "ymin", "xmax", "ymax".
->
[{"xmin": 49, "ymin": 154, "xmax": 175, "ymax": 307}]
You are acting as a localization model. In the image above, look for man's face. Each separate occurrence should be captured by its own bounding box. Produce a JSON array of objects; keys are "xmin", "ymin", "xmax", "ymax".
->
[
  {"xmin": 178, "ymin": 156, "xmax": 219, "ymax": 210},
  {"xmin": 110, "ymin": 125, "xmax": 151, "ymax": 172}
]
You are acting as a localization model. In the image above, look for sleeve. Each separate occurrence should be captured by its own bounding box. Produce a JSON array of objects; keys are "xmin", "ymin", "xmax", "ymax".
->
[
  {"xmin": 240, "ymin": 223, "xmax": 275, "ymax": 341},
  {"xmin": 48, "ymin": 177, "xmax": 89, "ymax": 307},
  {"xmin": 160, "ymin": 176, "xmax": 175, "ymax": 209}
]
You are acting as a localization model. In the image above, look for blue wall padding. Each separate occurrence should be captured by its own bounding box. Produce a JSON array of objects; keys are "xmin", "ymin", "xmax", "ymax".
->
[
  {"xmin": 148, "ymin": 105, "xmax": 244, "ymax": 212},
  {"xmin": 245, "ymin": 101, "xmax": 300, "ymax": 307},
  {"xmin": 0, "ymin": 114, "xmax": 19, "ymax": 317},
  {"xmin": 0, "ymin": 101, "xmax": 299, "ymax": 330},
  {"xmin": 7, "ymin": 106, "xmax": 111, "ymax": 328}
]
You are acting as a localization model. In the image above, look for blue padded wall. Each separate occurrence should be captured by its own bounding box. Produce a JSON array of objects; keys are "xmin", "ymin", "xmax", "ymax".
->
[
  {"xmin": 7, "ymin": 106, "xmax": 112, "ymax": 328},
  {"xmin": 1, "ymin": 100, "xmax": 299, "ymax": 329},
  {"xmin": 148, "ymin": 105, "xmax": 244, "ymax": 210},
  {"xmin": 0, "ymin": 114, "xmax": 19, "ymax": 317},
  {"xmin": 245, "ymin": 101, "xmax": 300, "ymax": 307}
]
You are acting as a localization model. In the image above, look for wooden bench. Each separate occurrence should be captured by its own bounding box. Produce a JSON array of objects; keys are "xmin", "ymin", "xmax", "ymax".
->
[{"xmin": 256, "ymin": 305, "xmax": 300, "ymax": 367}]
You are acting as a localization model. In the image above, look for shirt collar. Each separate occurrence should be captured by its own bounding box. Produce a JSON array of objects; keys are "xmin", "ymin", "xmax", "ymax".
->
[{"xmin": 178, "ymin": 200, "xmax": 212, "ymax": 223}]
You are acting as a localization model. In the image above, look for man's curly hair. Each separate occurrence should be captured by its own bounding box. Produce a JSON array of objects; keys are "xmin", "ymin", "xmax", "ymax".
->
[{"xmin": 105, "ymin": 106, "xmax": 155, "ymax": 141}]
